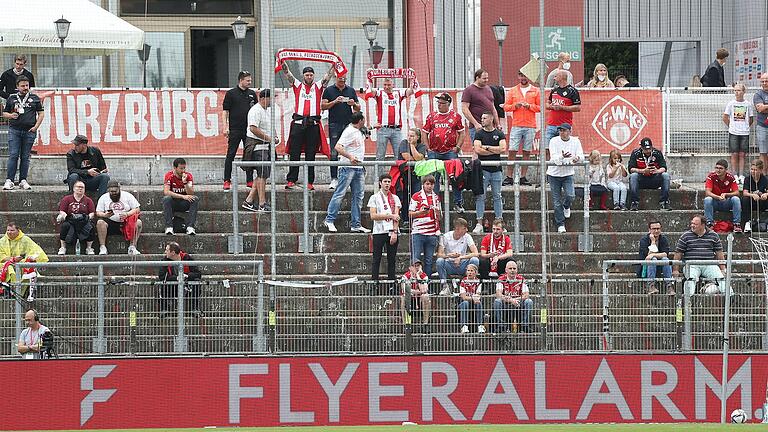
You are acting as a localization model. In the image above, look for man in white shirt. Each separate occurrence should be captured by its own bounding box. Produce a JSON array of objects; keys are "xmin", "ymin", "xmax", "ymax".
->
[
  {"xmin": 95, "ymin": 181, "xmax": 142, "ymax": 255},
  {"xmin": 324, "ymin": 112, "xmax": 370, "ymax": 233},
  {"xmin": 435, "ymin": 218, "xmax": 479, "ymax": 295},
  {"xmin": 546, "ymin": 123, "xmax": 584, "ymax": 233},
  {"xmin": 242, "ymin": 89, "xmax": 277, "ymax": 212}
]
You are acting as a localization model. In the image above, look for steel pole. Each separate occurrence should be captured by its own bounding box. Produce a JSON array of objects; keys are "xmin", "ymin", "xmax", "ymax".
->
[
  {"xmin": 59, "ymin": 41, "xmax": 65, "ymax": 87},
  {"xmin": 238, "ymin": 40, "xmax": 243, "ymax": 73},
  {"xmin": 498, "ymin": 42, "xmax": 503, "ymax": 85},
  {"xmin": 538, "ymin": 0, "xmax": 548, "ymax": 349},
  {"xmin": 720, "ymin": 234, "xmax": 734, "ymax": 424}
]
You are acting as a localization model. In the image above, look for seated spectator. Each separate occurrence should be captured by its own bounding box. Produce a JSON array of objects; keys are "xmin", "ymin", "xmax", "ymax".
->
[
  {"xmin": 0, "ymin": 222, "xmax": 47, "ymax": 299},
  {"xmin": 586, "ymin": 63, "xmax": 615, "ymax": 88},
  {"xmin": 478, "ymin": 219, "xmax": 514, "ymax": 280},
  {"xmin": 163, "ymin": 158, "xmax": 198, "ymax": 236},
  {"xmin": 703, "ymin": 159, "xmax": 741, "ymax": 232},
  {"xmin": 435, "ymin": 218, "xmax": 480, "ymax": 295},
  {"xmin": 673, "ymin": 215, "xmax": 728, "ymax": 295},
  {"xmin": 66, "ymin": 135, "xmax": 110, "ymax": 196},
  {"xmin": 158, "ymin": 241, "xmax": 203, "ymax": 318},
  {"xmin": 742, "ymin": 159, "xmax": 768, "ymax": 233},
  {"xmin": 722, "ymin": 83, "xmax": 753, "ymax": 184},
  {"xmin": 472, "ymin": 111, "xmax": 507, "ymax": 233},
  {"xmin": 614, "ymin": 75, "xmax": 633, "ymax": 88},
  {"xmin": 493, "ymin": 261, "xmax": 533, "ymax": 333},
  {"xmin": 546, "ymin": 123, "xmax": 584, "ymax": 233},
  {"xmin": 400, "ymin": 259, "xmax": 431, "ymax": 332},
  {"xmin": 95, "ymin": 181, "xmax": 142, "ymax": 256},
  {"xmin": 56, "ymin": 180, "xmax": 95, "ymax": 255},
  {"xmin": 588, "ymin": 150, "xmax": 609, "ymax": 210},
  {"xmin": 396, "ymin": 128, "xmax": 426, "ymax": 231},
  {"xmin": 369, "ymin": 174, "xmax": 401, "ymax": 284},
  {"xmin": 457, "ymin": 264, "xmax": 485, "ymax": 334},
  {"xmin": 637, "ymin": 220, "xmax": 674, "ymax": 295},
  {"xmin": 606, "ymin": 150, "xmax": 628, "ymax": 210},
  {"xmin": 628, "ymin": 137, "xmax": 671, "ymax": 211}
]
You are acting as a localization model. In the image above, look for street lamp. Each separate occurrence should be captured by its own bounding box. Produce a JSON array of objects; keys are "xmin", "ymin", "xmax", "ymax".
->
[
  {"xmin": 231, "ymin": 16, "xmax": 248, "ymax": 73},
  {"xmin": 371, "ymin": 43, "xmax": 385, "ymax": 69},
  {"xmin": 137, "ymin": 43, "xmax": 152, "ymax": 88},
  {"xmin": 362, "ymin": 18, "xmax": 379, "ymax": 69},
  {"xmin": 54, "ymin": 16, "xmax": 71, "ymax": 86},
  {"xmin": 492, "ymin": 17, "xmax": 509, "ymax": 85}
]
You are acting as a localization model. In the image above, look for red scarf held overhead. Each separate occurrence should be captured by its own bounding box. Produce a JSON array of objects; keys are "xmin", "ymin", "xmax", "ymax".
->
[
  {"xmin": 274, "ymin": 48, "xmax": 348, "ymax": 76},
  {"xmin": 362, "ymin": 68, "xmax": 424, "ymax": 98}
]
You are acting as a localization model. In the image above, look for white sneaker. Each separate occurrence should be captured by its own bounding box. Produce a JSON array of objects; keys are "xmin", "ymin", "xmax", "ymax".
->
[
  {"xmin": 19, "ymin": 180, "xmax": 31, "ymax": 190},
  {"xmin": 439, "ymin": 284, "xmax": 452, "ymax": 296},
  {"xmin": 57, "ymin": 246, "xmax": 66, "ymax": 255},
  {"xmin": 563, "ymin": 207, "xmax": 571, "ymax": 218},
  {"xmin": 186, "ymin": 226, "xmax": 196, "ymax": 235},
  {"xmin": 85, "ymin": 247, "xmax": 95, "ymax": 255},
  {"xmin": 478, "ymin": 325, "xmax": 486, "ymax": 334},
  {"xmin": 488, "ymin": 271, "xmax": 498, "ymax": 278},
  {"xmin": 329, "ymin": 179, "xmax": 338, "ymax": 190},
  {"xmin": 127, "ymin": 245, "xmax": 141, "ymax": 256},
  {"xmin": 473, "ymin": 223, "xmax": 484, "ymax": 234},
  {"xmin": 460, "ymin": 325, "xmax": 469, "ymax": 334},
  {"xmin": 165, "ymin": 227, "xmax": 174, "ymax": 235},
  {"xmin": 558, "ymin": 225, "xmax": 566, "ymax": 233},
  {"xmin": 350, "ymin": 225, "xmax": 371, "ymax": 233},
  {"xmin": 3, "ymin": 179, "xmax": 13, "ymax": 190},
  {"xmin": 99, "ymin": 245, "xmax": 108, "ymax": 255},
  {"xmin": 324, "ymin": 221, "xmax": 338, "ymax": 232},
  {"xmin": 744, "ymin": 221, "xmax": 752, "ymax": 233}
]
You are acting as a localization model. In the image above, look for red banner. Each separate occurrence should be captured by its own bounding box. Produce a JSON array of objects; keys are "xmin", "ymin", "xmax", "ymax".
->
[{"xmin": 1, "ymin": 354, "xmax": 766, "ymax": 429}]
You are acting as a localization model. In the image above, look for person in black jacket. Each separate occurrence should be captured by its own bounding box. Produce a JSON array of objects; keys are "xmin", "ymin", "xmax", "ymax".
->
[
  {"xmin": 66, "ymin": 135, "xmax": 110, "ymax": 195},
  {"xmin": 0, "ymin": 55, "xmax": 35, "ymax": 100},
  {"xmin": 627, "ymin": 137, "xmax": 671, "ymax": 211},
  {"xmin": 158, "ymin": 241, "xmax": 203, "ymax": 317},
  {"xmin": 700, "ymin": 48, "xmax": 728, "ymax": 87},
  {"xmin": 637, "ymin": 220, "xmax": 674, "ymax": 295}
]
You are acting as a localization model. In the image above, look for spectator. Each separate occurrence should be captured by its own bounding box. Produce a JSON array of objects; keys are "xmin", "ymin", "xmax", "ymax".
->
[
  {"xmin": 324, "ymin": 111, "xmax": 370, "ymax": 234},
  {"xmin": 322, "ymin": 73, "xmax": 360, "ymax": 188},
  {"xmin": 614, "ymin": 75, "xmax": 633, "ymax": 88},
  {"xmin": 703, "ymin": 159, "xmax": 741, "ymax": 232},
  {"xmin": 95, "ymin": 181, "xmax": 142, "ymax": 256},
  {"xmin": 588, "ymin": 150, "xmax": 609, "ymax": 210},
  {"xmin": 158, "ymin": 241, "xmax": 203, "ymax": 318},
  {"xmin": 478, "ymin": 219, "xmax": 514, "ymax": 280},
  {"xmin": 606, "ymin": 149, "xmax": 628, "ymax": 210},
  {"xmin": 162, "ymin": 158, "xmax": 198, "ymax": 236},
  {"xmin": 56, "ymin": 180, "xmax": 95, "ymax": 255},
  {"xmin": 722, "ymin": 83, "xmax": 754, "ymax": 184},
  {"xmin": 753, "ymin": 73, "xmax": 768, "ymax": 169},
  {"xmin": 2, "ymin": 75, "xmax": 43, "ymax": 191},
  {"xmin": 0, "ymin": 54, "xmax": 34, "ymax": 100},
  {"xmin": 409, "ymin": 175, "xmax": 441, "ymax": 279},
  {"xmin": 0, "ymin": 222, "xmax": 47, "ymax": 296},
  {"xmin": 544, "ymin": 70, "xmax": 581, "ymax": 151},
  {"xmin": 638, "ymin": 220, "xmax": 674, "ymax": 295},
  {"xmin": 689, "ymin": 74, "xmax": 703, "ymax": 88},
  {"xmin": 742, "ymin": 159, "xmax": 768, "ymax": 233},
  {"xmin": 502, "ymin": 71, "xmax": 540, "ymax": 186},
  {"xmin": 457, "ymin": 264, "xmax": 485, "ymax": 334},
  {"xmin": 369, "ymin": 174, "xmax": 401, "ymax": 284},
  {"xmin": 397, "ymin": 128, "xmax": 426, "ymax": 231},
  {"xmin": 493, "ymin": 261, "xmax": 533, "ymax": 333},
  {"xmin": 422, "ymin": 92, "xmax": 466, "ymax": 212},
  {"xmin": 435, "ymin": 218, "xmax": 480, "ymax": 295},
  {"xmin": 222, "ymin": 71, "xmax": 257, "ymax": 190},
  {"xmin": 461, "ymin": 68, "xmax": 498, "ymax": 142},
  {"xmin": 368, "ymin": 78, "xmax": 413, "ymax": 181},
  {"xmin": 400, "ymin": 259, "xmax": 431, "ymax": 332},
  {"xmin": 242, "ymin": 88, "xmax": 276, "ymax": 213},
  {"xmin": 586, "ymin": 63, "xmax": 615, "ymax": 88},
  {"xmin": 673, "ymin": 215, "xmax": 727, "ymax": 295},
  {"xmin": 472, "ymin": 111, "xmax": 507, "ymax": 233},
  {"xmin": 547, "ymin": 123, "xmax": 584, "ymax": 233},
  {"xmin": 66, "ymin": 135, "xmax": 110, "ymax": 196},
  {"xmin": 628, "ymin": 137, "xmax": 671, "ymax": 211},
  {"xmin": 700, "ymin": 48, "xmax": 729, "ymax": 87},
  {"xmin": 545, "ymin": 52, "xmax": 574, "ymax": 88}
]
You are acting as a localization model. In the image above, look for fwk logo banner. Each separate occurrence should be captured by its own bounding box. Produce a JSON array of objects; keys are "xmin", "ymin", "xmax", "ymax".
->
[{"xmin": 591, "ymin": 95, "xmax": 649, "ymax": 150}]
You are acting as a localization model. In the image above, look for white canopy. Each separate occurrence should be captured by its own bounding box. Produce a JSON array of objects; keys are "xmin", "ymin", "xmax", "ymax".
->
[{"xmin": 0, "ymin": 0, "xmax": 144, "ymax": 55}]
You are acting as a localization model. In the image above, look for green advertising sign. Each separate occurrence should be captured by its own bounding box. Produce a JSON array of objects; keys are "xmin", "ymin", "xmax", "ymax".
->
[{"xmin": 530, "ymin": 26, "xmax": 582, "ymax": 62}]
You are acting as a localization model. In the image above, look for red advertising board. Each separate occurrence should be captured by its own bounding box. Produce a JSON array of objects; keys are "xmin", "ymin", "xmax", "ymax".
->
[{"xmin": 0, "ymin": 354, "xmax": 766, "ymax": 429}]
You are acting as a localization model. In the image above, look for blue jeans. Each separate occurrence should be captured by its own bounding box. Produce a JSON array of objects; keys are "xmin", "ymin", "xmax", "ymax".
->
[
  {"xmin": 476, "ymin": 170, "xmax": 503, "ymax": 221},
  {"xmin": 328, "ymin": 123, "xmax": 347, "ymax": 180},
  {"xmin": 376, "ymin": 127, "xmax": 402, "ymax": 159},
  {"xmin": 325, "ymin": 167, "xmax": 365, "ymax": 228},
  {"xmin": 548, "ymin": 175, "xmax": 575, "ymax": 227},
  {"xmin": 7, "ymin": 127, "xmax": 35, "ymax": 182},
  {"xmin": 67, "ymin": 172, "xmax": 111, "ymax": 196},
  {"xmin": 704, "ymin": 196, "xmax": 741, "ymax": 224},
  {"xmin": 645, "ymin": 257, "xmax": 673, "ymax": 280},
  {"xmin": 493, "ymin": 298, "xmax": 533, "ymax": 330},
  {"xmin": 629, "ymin": 172, "xmax": 670, "ymax": 204},
  {"xmin": 458, "ymin": 300, "xmax": 484, "ymax": 326},
  {"xmin": 544, "ymin": 125, "xmax": 559, "ymax": 150},
  {"xmin": 411, "ymin": 233, "xmax": 439, "ymax": 278},
  {"xmin": 435, "ymin": 256, "xmax": 480, "ymax": 282},
  {"xmin": 427, "ymin": 150, "xmax": 462, "ymax": 205}
]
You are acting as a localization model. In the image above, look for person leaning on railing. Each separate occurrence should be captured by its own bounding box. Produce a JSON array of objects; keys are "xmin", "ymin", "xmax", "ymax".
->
[{"xmin": 158, "ymin": 241, "xmax": 203, "ymax": 318}]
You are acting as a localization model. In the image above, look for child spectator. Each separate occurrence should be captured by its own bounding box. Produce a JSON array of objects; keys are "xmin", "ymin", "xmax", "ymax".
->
[
  {"xmin": 606, "ymin": 149, "xmax": 628, "ymax": 210},
  {"xmin": 457, "ymin": 264, "xmax": 485, "ymax": 334},
  {"xmin": 722, "ymin": 83, "xmax": 754, "ymax": 185},
  {"xmin": 588, "ymin": 150, "xmax": 609, "ymax": 210}
]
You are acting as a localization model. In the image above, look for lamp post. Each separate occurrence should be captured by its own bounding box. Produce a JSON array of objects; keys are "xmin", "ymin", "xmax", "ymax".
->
[
  {"xmin": 362, "ymin": 18, "xmax": 379, "ymax": 69},
  {"xmin": 231, "ymin": 16, "xmax": 247, "ymax": 73},
  {"xmin": 492, "ymin": 18, "xmax": 509, "ymax": 85},
  {"xmin": 54, "ymin": 16, "xmax": 71, "ymax": 86},
  {"xmin": 137, "ymin": 43, "xmax": 151, "ymax": 88}
]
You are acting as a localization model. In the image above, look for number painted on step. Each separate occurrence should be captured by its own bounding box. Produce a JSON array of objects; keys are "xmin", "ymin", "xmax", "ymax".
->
[{"xmin": 22, "ymin": 198, "xmax": 31, "ymax": 207}]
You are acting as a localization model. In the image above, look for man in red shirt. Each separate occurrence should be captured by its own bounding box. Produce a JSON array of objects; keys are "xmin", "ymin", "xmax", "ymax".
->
[
  {"xmin": 544, "ymin": 70, "xmax": 581, "ymax": 150},
  {"xmin": 163, "ymin": 158, "xmax": 199, "ymax": 235},
  {"xmin": 493, "ymin": 260, "xmax": 533, "ymax": 333},
  {"xmin": 703, "ymin": 159, "xmax": 742, "ymax": 231},
  {"xmin": 422, "ymin": 92, "xmax": 466, "ymax": 212},
  {"xmin": 478, "ymin": 219, "xmax": 514, "ymax": 280}
]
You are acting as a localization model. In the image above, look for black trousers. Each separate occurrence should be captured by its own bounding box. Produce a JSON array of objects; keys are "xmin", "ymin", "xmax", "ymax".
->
[
  {"xmin": 286, "ymin": 122, "xmax": 319, "ymax": 184},
  {"xmin": 371, "ymin": 233, "xmax": 399, "ymax": 281},
  {"xmin": 479, "ymin": 257, "xmax": 511, "ymax": 280},
  {"xmin": 159, "ymin": 282, "xmax": 201, "ymax": 312},
  {"xmin": 742, "ymin": 196, "xmax": 768, "ymax": 225},
  {"xmin": 224, "ymin": 129, "xmax": 252, "ymax": 183}
]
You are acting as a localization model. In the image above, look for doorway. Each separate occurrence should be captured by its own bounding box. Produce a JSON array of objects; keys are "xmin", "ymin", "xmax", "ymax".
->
[{"xmin": 191, "ymin": 29, "xmax": 255, "ymax": 88}]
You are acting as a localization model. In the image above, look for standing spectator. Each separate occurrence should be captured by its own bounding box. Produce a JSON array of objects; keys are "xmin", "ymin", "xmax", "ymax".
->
[
  {"xmin": 162, "ymin": 158, "xmax": 198, "ymax": 236},
  {"xmin": 222, "ymin": 71, "xmax": 257, "ymax": 190},
  {"xmin": 422, "ymin": 92, "xmax": 466, "ymax": 212},
  {"xmin": 547, "ymin": 124, "xmax": 584, "ymax": 233},
  {"xmin": 409, "ymin": 175, "xmax": 441, "ymax": 279},
  {"xmin": 369, "ymin": 173, "xmax": 401, "ymax": 283},
  {"xmin": 502, "ymin": 71, "xmax": 540, "ymax": 186},
  {"xmin": 66, "ymin": 135, "xmax": 110, "ymax": 196},
  {"xmin": 242, "ymin": 89, "xmax": 277, "ymax": 213},
  {"xmin": 638, "ymin": 220, "xmax": 674, "ymax": 295},
  {"xmin": 324, "ymin": 112, "xmax": 370, "ymax": 233},
  {"xmin": 588, "ymin": 150, "xmax": 609, "ymax": 210},
  {"xmin": 703, "ymin": 159, "xmax": 742, "ymax": 232},
  {"xmin": 461, "ymin": 68, "xmax": 498, "ymax": 142},
  {"xmin": 545, "ymin": 52, "xmax": 574, "ymax": 88},
  {"xmin": 493, "ymin": 260, "xmax": 533, "ymax": 333},
  {"xmin": 56, "ymin": 180, "xmax": 95, "ymax": 255},
  {"xmin": 95, "ymin": 181, "xmax": 142, "ymax": 256},
  {"xmin": 322, "ymin": 73, "xmax": 360, "ymax": 189},
  {"xmin": 17, "ymin": 309, "xmax": 48, "ymax": 360},
  {"xmin": 472, "ymin": 112, "xmax": 507, "ymax": 233},
  {"xmin": 700, "ymin": 48, "xmax": 729, "ymax": 87},
  {"xmin": 478, "ymin": 219, "xmax": 514, "ymax": 280},
  {"xmin": 2, "ymin": 75, "xmax": 43, "ymax": 191},
  {"xmin": 606, "ymin": 150, "xmax": 628, "ymax": 210},
  {"xmin": 457, "ymin": 264, "xmax": 485, "ymax": 334},
  {"xmin": 742, "ymin": 159, "xmax": 768, "ymax": 233},
  {"xmin": 753, "ymin": 73, "xmax": 768, "ymax": 169},
  {"xmin": 0, "ymin": 55, "xmax": 34, "ymax": 100},
  {"xmin": 673, "ymin": 215, "xmax": 727, "ymax": 295},
  {"xmin": 400, "ymin": 260, "xmax": 431, "ymax": 331},
  {"xmin": 627, "ymin": 137, "xmax": 671, "ymax": 211},
  {"xmin": 723, "ymin": 83, "xmax": 754, "ymax": 184},
  {"xmin": 158, "ymin": 241, "xmax": 203, "ymax": 318},
  {"xmin": 281, "ymin": 63, "xmax": 333, "ymax": 190},
  {"xmin": 435, "ymin": 218, "xmax": 480, "ymax": 295},
  {"xmin": 544, "ymin": 70, "xmax": 581, "ymax": 150},
  {"xmin": 397, "ymin": 128, "xmax": 426, "ymax": 230},
  {"xmin": 586, "ymin": 63, "xmax": 615, "ymax": 88},
  {"xmin": 368, "ymin": 78, "xmax": 413, "ymax": 181}
]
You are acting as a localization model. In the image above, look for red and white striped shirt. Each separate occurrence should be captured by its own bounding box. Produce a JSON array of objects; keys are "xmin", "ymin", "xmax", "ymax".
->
[
  {"xmin": 459, "ymin": 278, "xmax": 482, "ymax": 295},
  {"xmin": 409, "ymin": 189, "xmax": 441, "ymax": 235},
  {"xmin": 373, "ymin": 89, "xmax": 406, "ymax": 127},
  {"xmin": 496, "ymin": 274, "xmax": 528, "ymax": 298},
  {"xmin": 292, "ymin": 79, "xmax": 324, "ymax": 117}
]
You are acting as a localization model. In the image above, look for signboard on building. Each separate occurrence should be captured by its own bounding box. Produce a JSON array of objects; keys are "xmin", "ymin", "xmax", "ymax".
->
[
  {"xmin": 734, "ymin": 37, "xmax": 765, "ymax": 87},
  {"xmin": 529, "ymin": 26, "xmax": 582, "ymax": 61}
]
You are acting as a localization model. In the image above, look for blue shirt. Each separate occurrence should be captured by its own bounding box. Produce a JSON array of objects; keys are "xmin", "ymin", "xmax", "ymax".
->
[{"xmin": 322, "ymin": 84, "xmax": 358, "ymax": 125}]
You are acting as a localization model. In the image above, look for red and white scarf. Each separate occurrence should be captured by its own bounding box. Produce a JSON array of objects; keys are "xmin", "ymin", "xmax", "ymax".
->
[
  {"xmin": 274, "ymin": 48, "xmax": 348, "ymax": 76},
  {"xmin": 363, "ymin": 68, "xmax": 424, "ymax": 98}
]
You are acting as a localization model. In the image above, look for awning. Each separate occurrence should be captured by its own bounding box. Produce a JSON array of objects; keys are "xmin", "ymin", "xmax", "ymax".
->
[{"xmin": 0, "ymin": 0, "xmax": 144, "ymax": 55}]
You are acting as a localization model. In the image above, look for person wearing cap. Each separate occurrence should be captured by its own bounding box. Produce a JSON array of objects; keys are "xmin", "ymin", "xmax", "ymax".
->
[
  {"xmin": 66, "ymin": 135, "xmax": 110, "ymax": 196},
  {"xmin": 546, "ymin": 123, "xmax": 584, "ymax": 233},
  {"xmin": 2, "ymin": 74, "xmax": 43, "ymax": 191},
  {"xmin": 544, "ymin": 70, "xmax": 581, "ymax": 151},
  {"xmin": 95, "ymin": 180, "xmax": 142, "ymax": 255},
  {"xmin": 242, "ymin": 89, "xmax": 276, "ymax": 213},
  {"xmin": 400, "ymin": 259, "xmax": 431, "ymax": 332},
  {"xmin": 321, "ymin": 72, "xmax": 360, "ymax": 190},
  {"xmin": 422, "ymin": 92, "xmax": 466, "ymax": 212},
  {"xmin": 222, "ymin": 71, "xmax": 257, "ymax": 191},
  {"xmin": 703, "ymin": 159, "xmax": 742, "ymax": 232},
  {"xmin": 627, "ymin": 137, "xmax": 671, "ymax": 211}
]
